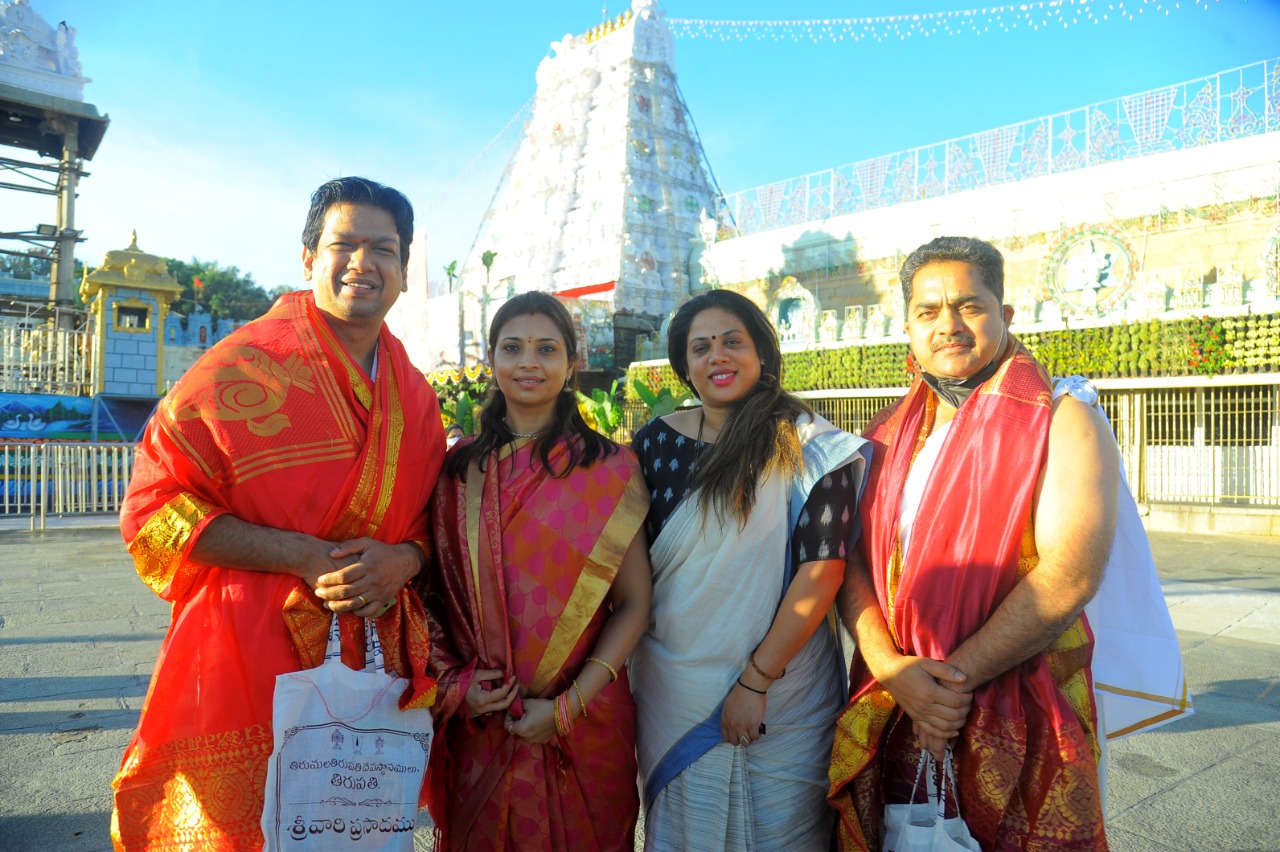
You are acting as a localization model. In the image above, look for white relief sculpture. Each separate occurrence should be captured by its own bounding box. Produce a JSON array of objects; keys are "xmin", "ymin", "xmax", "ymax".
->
[
  {"xmin": 843, "ymin": 306, "xmax": 864, "ymax": 341},
  {"xmin": 0, "ymin": 0, "xmax": 89, "ymax": 100}
]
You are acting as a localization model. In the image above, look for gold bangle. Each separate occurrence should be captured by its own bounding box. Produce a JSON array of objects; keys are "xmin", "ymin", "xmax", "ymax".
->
[
  {"xmin": 572, "ymin": 680, "xmax": 588, "ymax": 718},
  {"xmin": 586, "ymin": 656, "xmax": 618, "ymax": 683},
  {"xmin": 554, "ymin": 696, "xmax": 566, "ymax": 737},
  {"xmin": 749, "ymin": 650, "xmax": 786, "ymax": 681}
]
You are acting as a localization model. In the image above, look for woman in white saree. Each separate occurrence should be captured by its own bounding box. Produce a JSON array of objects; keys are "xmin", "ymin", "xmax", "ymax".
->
[{"xmin": 631, "ymin": 290, "xmax": 871, "ymax": 851}]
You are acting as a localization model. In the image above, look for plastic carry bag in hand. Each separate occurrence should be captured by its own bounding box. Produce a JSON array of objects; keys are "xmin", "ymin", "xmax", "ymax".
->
[
  {"xmin": 261, "ymin": 614, "xmax": 433, "ymax": 850},
  {"xmin": 883, "ymin": 748, "xmax": 980, "ymax": 852}
]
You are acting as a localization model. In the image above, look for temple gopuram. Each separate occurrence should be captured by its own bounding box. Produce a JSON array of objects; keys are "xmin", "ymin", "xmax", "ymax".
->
[{"xmin": 422, "ymin": 3, "xmax": 1279, "ymax": 532}]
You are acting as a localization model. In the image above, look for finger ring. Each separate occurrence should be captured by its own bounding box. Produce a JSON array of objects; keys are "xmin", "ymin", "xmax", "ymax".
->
[
  {"xmin": 738, "ymin": 735, "xmax": 750, "ymax": 746},
  {"xmin": 357, "ymin": 594, "xmax": 367, "ymax": 607}
]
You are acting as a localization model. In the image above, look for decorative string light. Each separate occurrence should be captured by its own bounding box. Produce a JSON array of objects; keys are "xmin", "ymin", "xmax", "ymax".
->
[
  {"xmin": 427, "ymin": 95, "xmax": 535, "ymax": 210},
  {"xmin": 667, "ymin": 0, "xmax": 1223, "ymax": 43}
]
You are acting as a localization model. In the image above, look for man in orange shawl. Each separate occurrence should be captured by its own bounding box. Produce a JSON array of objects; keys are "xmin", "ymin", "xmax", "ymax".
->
[
  {"xmin": 112, "ymin": 177, "xmax": 445, "ymax": 850},
  {"xmin": 828, "ymin": 237, "xmax": 1119, "ymax": 850}
]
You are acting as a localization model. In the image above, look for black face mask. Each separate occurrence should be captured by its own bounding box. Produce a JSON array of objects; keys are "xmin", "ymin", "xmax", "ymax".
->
[{"xmin": 919, "ymin": 325, "xmax": 1007, "ymax": 409}]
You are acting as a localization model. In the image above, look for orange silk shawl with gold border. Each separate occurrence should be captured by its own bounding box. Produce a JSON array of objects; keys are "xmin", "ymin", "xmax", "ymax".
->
[{"xmin": 112, "ymin": 291, "xmax": 444, "ymax": 851}]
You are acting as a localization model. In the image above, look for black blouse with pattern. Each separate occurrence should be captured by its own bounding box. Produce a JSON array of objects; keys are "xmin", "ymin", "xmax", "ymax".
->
[{"xmin": 632, "ymin": 417, "xmax": 858, "ymax": 567}]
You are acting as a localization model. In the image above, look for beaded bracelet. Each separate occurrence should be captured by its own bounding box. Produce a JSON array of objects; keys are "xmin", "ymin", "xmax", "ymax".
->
[
  {"xmin": 586, "ymin": 656, "xmax": 619, "ymax": 683},
  {"xmin": 572, "ymin": 680, "xmax": 589, "ymax": 718}
]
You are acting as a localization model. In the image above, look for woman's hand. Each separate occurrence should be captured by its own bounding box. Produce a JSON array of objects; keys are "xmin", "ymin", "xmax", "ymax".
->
[
  {"xmin": 720, "ymin": 681, "xmax": 766, "ymax": 747},
  {"xmin": 463, "ymin": 670, "xmax": 518, "ymax": 719},
  {"xmin": 505, "ymin": 697, "xmax": 559, "ymax": 745}
]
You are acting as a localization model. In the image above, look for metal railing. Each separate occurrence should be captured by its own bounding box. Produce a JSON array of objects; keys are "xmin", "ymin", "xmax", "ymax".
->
[
  {"xmin": 722, "ymin": 57, "xmax": 1280, "ymax": 236},
  {"xmin": 796, "ymin": 390, "xmax": 904, "ymax": 435},
  {"xmin": 0, "ymin": 321, "xmax": 95, "ymax": 396},
  {"xmin": 1129, "ymin": 382, "xmax": 1280, "ymax": 506},
  {"xmin": 0, "ymin": 442, "xmax": 134, "ymax": 530},
  {"xmin": 616, "ymin": 378, "xmax": 1280, "ymax": 509},
  {"xmin": 4, "ymin": 378, "xmax": 1275, "ymax": 533},
  {"xmin": 798, "ymin": 381, "xmax": 1280, "ymax": 509}
]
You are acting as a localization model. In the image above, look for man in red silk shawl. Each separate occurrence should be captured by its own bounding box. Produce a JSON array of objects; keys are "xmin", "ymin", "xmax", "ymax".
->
[
  {"xmin": 112, "ymin": 177, "xmax": 445, "ymax": 851},
  {"xmin": 829, "ymin": 237, "xmax": 1119, "ymax": 851}
]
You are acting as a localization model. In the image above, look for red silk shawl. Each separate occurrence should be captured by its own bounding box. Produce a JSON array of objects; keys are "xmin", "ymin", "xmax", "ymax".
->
[
  {"xmin": 112, "ymin": 291, "xmax": 445, "ymax": 851},
  {"xmin": 830, "ymin": 344, "xmax": 1106, "ymax": 851},
  {"xmin": 425, "ymin": 438, "xmax": 648, "ymax": 850}
]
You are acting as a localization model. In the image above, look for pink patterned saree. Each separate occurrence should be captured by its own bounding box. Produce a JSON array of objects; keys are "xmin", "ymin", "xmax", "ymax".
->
[{"xmin": 425, "ymin": 437, "xmax": 648, "ymax": 851}]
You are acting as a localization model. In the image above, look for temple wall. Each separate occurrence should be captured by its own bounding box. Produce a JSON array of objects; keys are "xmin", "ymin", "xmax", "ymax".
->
[{"xmin": 703, "ymin": 131, "xmax": 1280, "ymax": 343}]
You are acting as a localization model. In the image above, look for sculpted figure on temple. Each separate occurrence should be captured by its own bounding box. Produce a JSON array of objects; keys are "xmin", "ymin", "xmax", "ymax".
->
[
  {"xmin": 55, "ymin": 21, "xmax": 81, "ymax": 76},
  {"xmin": 687, "ymin": 208, "xmax": 718, "ymax": 294}
]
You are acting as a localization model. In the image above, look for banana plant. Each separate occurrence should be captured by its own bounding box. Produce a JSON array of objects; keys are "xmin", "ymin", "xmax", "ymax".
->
[
  {"xmin": 441, "ymin": 390, "xmax": 479, "ymax": 435},
  {"xmin": 632, "ymin": 378, "xmax": 692, "ymax": 419},
  {"xmin": 576, "ymin": 379, "xmax": 624, "ymax": 434}
]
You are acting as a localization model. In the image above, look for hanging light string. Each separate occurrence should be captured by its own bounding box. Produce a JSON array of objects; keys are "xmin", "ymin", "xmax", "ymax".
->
[
  {"xmin": 426, "ymin": 95, "xmax": 535, "ymax": 211},
  {"xmin": 667, "ymin": 0, "xmax": 1224, "ymax": 43}
]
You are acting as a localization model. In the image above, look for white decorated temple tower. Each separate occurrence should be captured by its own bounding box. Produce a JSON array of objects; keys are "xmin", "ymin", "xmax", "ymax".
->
[{"xmin": 454, "ymin": 0, "xmax": 721, "ymax": 373}]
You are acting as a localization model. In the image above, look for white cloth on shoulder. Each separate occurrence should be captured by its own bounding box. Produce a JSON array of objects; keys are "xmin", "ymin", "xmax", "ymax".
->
[{"xmin": 1055, "ymin": 375, "xmax": 1193, "ymax": 741}]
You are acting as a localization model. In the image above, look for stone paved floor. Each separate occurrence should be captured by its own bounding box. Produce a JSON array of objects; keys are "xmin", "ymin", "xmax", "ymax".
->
[{"xmin": 0, "ymin": 523, "xmax": 1276, "ymax": 851}]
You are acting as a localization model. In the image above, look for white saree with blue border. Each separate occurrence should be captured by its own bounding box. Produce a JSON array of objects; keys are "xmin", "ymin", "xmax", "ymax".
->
[{"xmin": 632, "ymin": 415, "xmax": 871, "ymax": 851}]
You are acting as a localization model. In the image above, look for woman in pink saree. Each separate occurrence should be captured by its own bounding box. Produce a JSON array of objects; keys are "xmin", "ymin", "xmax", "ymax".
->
[{"xmin": 422, "ymin": 292, "xmax": 651, "ymax": 851}]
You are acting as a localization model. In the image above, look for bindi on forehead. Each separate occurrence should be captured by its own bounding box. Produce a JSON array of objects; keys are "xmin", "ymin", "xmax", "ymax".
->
[{"xmin": 690, "ymin": 327, "xmax": 742, "ymax": 344}]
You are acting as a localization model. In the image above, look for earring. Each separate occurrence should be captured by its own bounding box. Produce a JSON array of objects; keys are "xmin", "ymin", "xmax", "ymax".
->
[{"xmin": 564, "ymin": 374, "xmax": 573, "ymax": 393}]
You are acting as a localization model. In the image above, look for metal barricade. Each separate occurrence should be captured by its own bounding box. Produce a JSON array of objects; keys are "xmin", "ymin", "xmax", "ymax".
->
[
  {"xmin": 1, "ymin": 442, "xmax": 41, "ymax": 519},
  {"xmin": 0, "ymin": 442, "xmax": 136, "ymax": 530},
  {"xmin": 10, "ymin": 379, "xmax": 1262, "ymax": 529},
  {"xmin": 1134, "ymin": 381, "xmax": 1280, "ymax": 507},
  {"xmin": 794, "ymin": 389, "xmax": 905, "ymax": 435},
  {"xmin": 799, "ymin": 378, "xmax": 1280, "ymax": 509}
]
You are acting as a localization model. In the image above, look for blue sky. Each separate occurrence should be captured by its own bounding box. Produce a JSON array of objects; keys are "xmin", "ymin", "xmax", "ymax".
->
[{"xmin": 6, "ymin": 0, "xmax": 1278, "ymax": 292}]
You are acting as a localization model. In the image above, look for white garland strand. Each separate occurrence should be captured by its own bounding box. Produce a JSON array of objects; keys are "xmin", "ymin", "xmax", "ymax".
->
[{"xmin": 668, "ymin": 0, "xmax": 1225, "ymax": 43}]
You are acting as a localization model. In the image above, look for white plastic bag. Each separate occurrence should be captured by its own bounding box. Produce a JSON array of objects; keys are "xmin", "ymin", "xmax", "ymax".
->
[
  {"xmin": 882, "ymin": 750, "xmax": 935, "ymax": 851},
  {"xmin": 883, "ymin": 748, "xmax": 980, "ymax": 852},
  {"xmin": 260, "ymin": 615, "xmax": 433, "ymax": 850}
]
